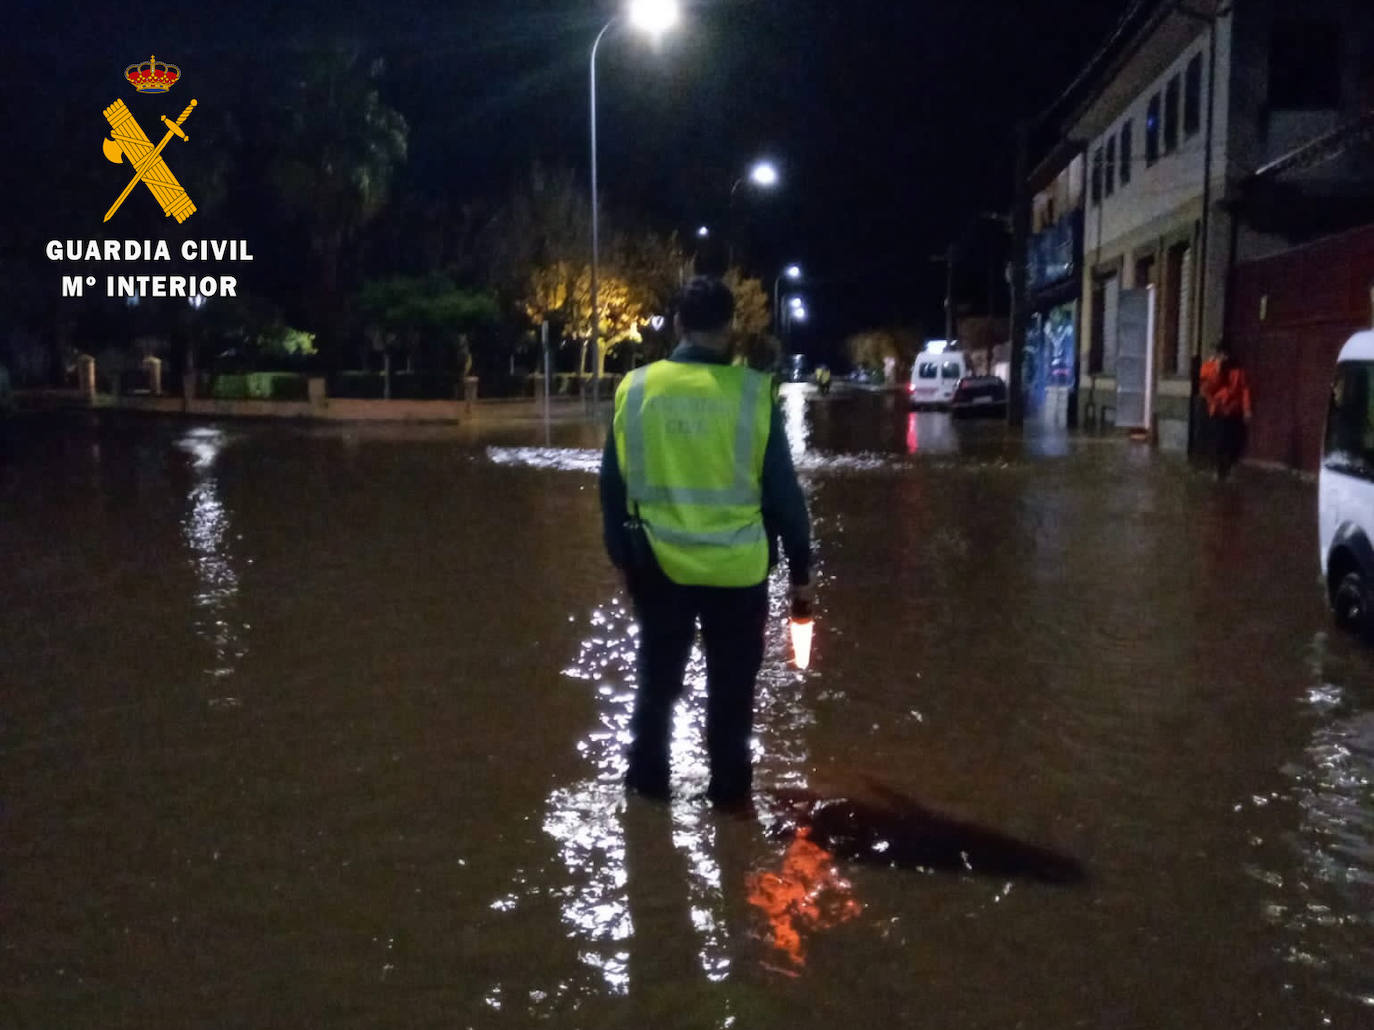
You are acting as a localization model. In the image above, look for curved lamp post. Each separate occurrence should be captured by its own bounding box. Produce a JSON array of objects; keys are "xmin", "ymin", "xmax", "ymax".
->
[
  {"xmin": 590, "ymin": 0, "xmax": 680, "ymax": 404},
  {"xmin": 725, "ymin": 159, "xmax": 780, "ymax": 268}
]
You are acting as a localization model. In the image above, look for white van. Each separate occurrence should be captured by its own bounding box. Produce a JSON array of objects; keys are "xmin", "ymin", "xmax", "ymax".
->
[
  {"xmin": 1319, "ymin": 330, "xmax": 1374, "ymax": 638},
  {"xmin": 908, "ymin": 349, "xmax": 967, "ymax": 407}
]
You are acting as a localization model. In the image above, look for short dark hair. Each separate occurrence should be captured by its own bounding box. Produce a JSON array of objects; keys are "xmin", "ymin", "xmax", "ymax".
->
[
  {"xmin": 677, "ymin": 276, "xmax": 734, "ymax": 333},
  {"xmin": 1215, "ymin": 340, "xmax": 1232, "ymax": 357}
]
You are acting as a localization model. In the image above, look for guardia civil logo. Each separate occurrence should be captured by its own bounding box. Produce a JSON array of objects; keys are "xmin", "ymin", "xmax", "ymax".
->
[{"xmin": 100, "ymin": 55, "xmax": 198, "ymax": 223}]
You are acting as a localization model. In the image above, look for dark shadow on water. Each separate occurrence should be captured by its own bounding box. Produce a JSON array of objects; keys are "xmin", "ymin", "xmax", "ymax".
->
[{"xmin": 763, "ymin": 780, "xmax": 1088, "ymax": 885}]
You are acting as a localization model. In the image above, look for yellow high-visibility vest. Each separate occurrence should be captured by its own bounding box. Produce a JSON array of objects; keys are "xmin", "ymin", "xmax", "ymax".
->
[{"xmin": 614, "ymin": 360, "xmax": 773, "ymax": 586}]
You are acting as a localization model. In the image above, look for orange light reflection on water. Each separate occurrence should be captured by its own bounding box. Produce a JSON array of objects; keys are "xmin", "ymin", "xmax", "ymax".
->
[{"xmin": 745, "ymin": 827, "xmax": 862, "ymax": 971}]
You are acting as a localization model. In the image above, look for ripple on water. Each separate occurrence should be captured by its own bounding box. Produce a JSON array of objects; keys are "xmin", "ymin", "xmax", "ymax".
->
[{"xmin": 1249, "ymin": 682, "xmax": 1374, "ymax": 1007}]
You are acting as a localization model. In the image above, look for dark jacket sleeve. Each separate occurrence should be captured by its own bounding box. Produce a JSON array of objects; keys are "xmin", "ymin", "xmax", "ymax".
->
[
  {"xmin": 599, "ymin": 426, "xmax": 630, "ymax": 570},
  {"xmin": 760, "ymin": 403, "xmax": 811, "ymax": 585}
]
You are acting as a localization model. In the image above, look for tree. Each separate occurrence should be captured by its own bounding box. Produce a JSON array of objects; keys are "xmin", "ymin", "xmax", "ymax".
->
[
  {"xmin": 616, "ymin": 230, "xmax": 688, "ymax": 318},
  {"xmin": 485, "ymin": 164, "xmax": 591, "ymax": 298},
  {"xmin": 359, "ymin": 274, "xmax": 499, "ymax": 394},
  {"xmin": 846, "ymin": 327, "xmax": 921, "ymax": 373},
  {"xmin": 522, "ymin": 262, "xmax": 646, "ymax": 376},
  {"xmin": 196, "ymin": 295, "xmax": 318, "ymax": 371},
  {"xmin": 723, "ymin": 269, "xmax": 772, "ymax": 336},
  {"xmin": 264, "ymin": 46, "xmax": 408, "ymax": 355}
]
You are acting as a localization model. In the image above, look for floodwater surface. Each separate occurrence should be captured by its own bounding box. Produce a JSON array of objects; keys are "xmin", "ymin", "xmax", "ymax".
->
[{"xmin": 2, "ymin": 389, "xmax": 1372, "ymax": 1029}]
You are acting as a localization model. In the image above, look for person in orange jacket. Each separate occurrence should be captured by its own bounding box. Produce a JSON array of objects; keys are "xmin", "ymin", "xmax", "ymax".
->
[{"xmin": 1199, "ymin": 341, "xmax": 1253, "ymax": 480}]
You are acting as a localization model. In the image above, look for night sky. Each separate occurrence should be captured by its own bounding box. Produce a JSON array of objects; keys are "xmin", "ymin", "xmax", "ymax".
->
[{"xmin": 11, "ymin": 0, "xmax": 1128, "ymax": 347}]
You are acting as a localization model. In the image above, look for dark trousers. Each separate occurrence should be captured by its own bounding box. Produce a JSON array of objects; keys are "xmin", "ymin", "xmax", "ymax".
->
[
  {"xmin": 625, "ymin": 571, "xmax": 768, "ymax": 804},
  {"xmin": 1214, "ymin": 414, "xmax": 1246, "ymax": 479}
]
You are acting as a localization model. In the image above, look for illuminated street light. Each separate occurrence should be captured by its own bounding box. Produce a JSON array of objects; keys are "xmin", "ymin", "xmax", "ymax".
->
[
  {"xmin": 590, "ymin": 0, "xmax": 682, "ymax": 404},
  {"xmin": 749, "ymin": 160, "xmax": 780, "ymax": 188},
  {"xmin": 628, "ymin": 0, "xmax": 680, "ymax": 36},
  {"xmin": 774, "ymin": 264, "xmax": 802, "ymax": 336},
  {"xmin": 730, "ymin": 158, "xmax": 781, "ymax": 201},
  {"xmin": 726, "ymin": 158, "xmax": 782, "ymax": 268},
  {"xmin": 696, "ymin": 225, "xmax": 710, "ymax": 238}
]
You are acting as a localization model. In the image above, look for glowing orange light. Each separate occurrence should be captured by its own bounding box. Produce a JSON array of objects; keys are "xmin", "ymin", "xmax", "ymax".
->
[{"xmin": 790, "ymin": 616, "xmax": 814, "ymax": 669}]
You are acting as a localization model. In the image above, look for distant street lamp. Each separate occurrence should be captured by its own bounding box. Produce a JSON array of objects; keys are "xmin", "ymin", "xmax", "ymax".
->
[
  {"xmin": 730, "ymin": 159, "xmax": 781, "ymax": 202},
  {"xmin": 590, "ymin": 0, "xmax": 681, "ymax": 403},
  {"xmin": 727, "ymin": 158, "xmax": 781, "ymax": 268},
  {"xmin": 783, "ymin": 295, "xmax": 808, "ymax": 343},
  {"xmin": 773, "ymin": 263, "xmax": 802, "ymax": 337},
  {"xmin": 696, "ymin": 225, "xmax": 711, "ymax": 238}
]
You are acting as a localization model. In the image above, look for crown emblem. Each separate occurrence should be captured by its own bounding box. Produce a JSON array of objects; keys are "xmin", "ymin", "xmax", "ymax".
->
[{"xmin": 125, "ymin": 54, "xmax": 180, "ymax": 93}]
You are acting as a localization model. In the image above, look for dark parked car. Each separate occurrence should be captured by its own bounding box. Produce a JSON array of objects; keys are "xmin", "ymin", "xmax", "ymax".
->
[{"xmin": 949, "ymin": 375, "xmax": 1008, "ymax": 417}]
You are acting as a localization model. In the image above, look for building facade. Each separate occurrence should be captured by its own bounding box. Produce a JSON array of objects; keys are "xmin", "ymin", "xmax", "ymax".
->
[
  {"xmin": 1022, "ymin": 0, "xmax": 1374, "ymax": 453},
  {"xmin": 1025, "ymin": 151, "xmax": 1085, "ymax": 428}
]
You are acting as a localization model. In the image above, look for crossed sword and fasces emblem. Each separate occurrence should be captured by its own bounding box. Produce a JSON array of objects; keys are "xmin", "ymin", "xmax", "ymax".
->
[{"xmin": 101, "ymin": 98, "xmax": 197, "ymax": 222}]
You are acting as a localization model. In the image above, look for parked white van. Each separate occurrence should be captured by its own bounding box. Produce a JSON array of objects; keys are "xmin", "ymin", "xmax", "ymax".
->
[
  {"xmin": 1319, "ymin": 330, "xmax": 1374, "ymax": 638},
  {"xmin": 908, "ymin": 348, "xmax": 967, "ymax": 407}
]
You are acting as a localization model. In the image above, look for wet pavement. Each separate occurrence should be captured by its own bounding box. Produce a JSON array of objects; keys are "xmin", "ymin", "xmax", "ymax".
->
[{"xmin": 3, "ymin": 388, "xmax": 1373, "ymax": 1028}]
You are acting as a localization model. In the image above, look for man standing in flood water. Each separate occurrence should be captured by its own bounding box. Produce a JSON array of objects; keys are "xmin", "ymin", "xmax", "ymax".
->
[
  {"xmin": 1199, "ymin": 341, "xmax": 1253, "ymax": 480},
  {"xmin": 600, "ymin": 276, "xmax": 813, "ymax": 809}
]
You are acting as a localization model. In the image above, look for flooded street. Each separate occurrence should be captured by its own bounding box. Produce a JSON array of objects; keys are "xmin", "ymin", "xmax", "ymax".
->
[{"xmin": 4, "ymin": 390, "xmax": 1374, "ymax": 1029}]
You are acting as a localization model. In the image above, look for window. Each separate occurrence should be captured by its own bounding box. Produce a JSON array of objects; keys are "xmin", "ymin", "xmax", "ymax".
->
[
  {"xmin": 1270, "ymin": 21, "xmax": 1341, "ymax": 109},
  {"xmin": 1105, "ymin": 136, "xmax": 1116, "ymax": 196},
  {"xmin": 1146, "ymin": 94, "xmax": 1161, "ymax": 165},
  {"xmin": 1184, "ymin": 54, "xmax": 1203, "ymax": 136},
  {"xmin": 1161, "ymin": 243, "xmax": 1191, "ymax": 378},
  {"xmin": 1325, "ymin": 361, "xmax": 1374, "ymax": 481},
  {"xmin": 918, "ymin": 362, "xmax": 938, "ymax": 379},
  {"xmin": 1164, "ymin": 75, "xmax": 1180, "ymax": 153},
  {"xmin": 1091, "ymin": 146, "xmax": 1103, "ymax": 205},
  {"xmin": 941, "ymin": 362, "xmax": 962, "ymax": 380},
  {"xmin": 1120, "ymin": 120, "xmax": 1133, "ymax": 185}
]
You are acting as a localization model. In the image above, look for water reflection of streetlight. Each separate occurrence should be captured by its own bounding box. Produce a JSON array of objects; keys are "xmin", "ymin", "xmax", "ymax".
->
[
  {"xmin": 488, "ymin": 569, "xmax": 819, "ymax": 1011},
  {"xmin": 781, "ymin": 382, "xmax": 810, "ymax": 461},
  {"xmin": 175, "ymin": 428, "xmax": 247, "ymax": 696},
  {"xmin": 477, "ymin": 447, "xmax": 839, "ymax": 1011}
]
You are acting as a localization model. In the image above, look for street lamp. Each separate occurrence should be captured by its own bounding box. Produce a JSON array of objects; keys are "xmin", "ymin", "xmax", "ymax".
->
[
  {"xmin": 628, "ymin": 0, "xmax": 679, "ymax": 34},
  {"xmin": 726, "ymin": 159, "xmax": 781, "ymax": 269},
  {"xmin": 783, "ymin": 295, "xmax": 808, "ymax": 341},
  {"xmin": 730, "ymin": 159, "xmax": 781, "ymax": 201},
  {"xmin": 590, "ymin": 0, "xmax": 681, "ymax": 404},
  {"xmin": 773, "ymin": 263, "xmax": 802, "ymax": 337},
  {"xmin": 696, "ymin": 225, "xmax": 711, "ymax": 238}
]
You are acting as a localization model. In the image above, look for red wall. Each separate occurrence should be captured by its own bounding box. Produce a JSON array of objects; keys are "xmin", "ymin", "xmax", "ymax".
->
[{"xmin": 1226, "ymin": 225, "xmax": 1374, "ymax": 471}]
